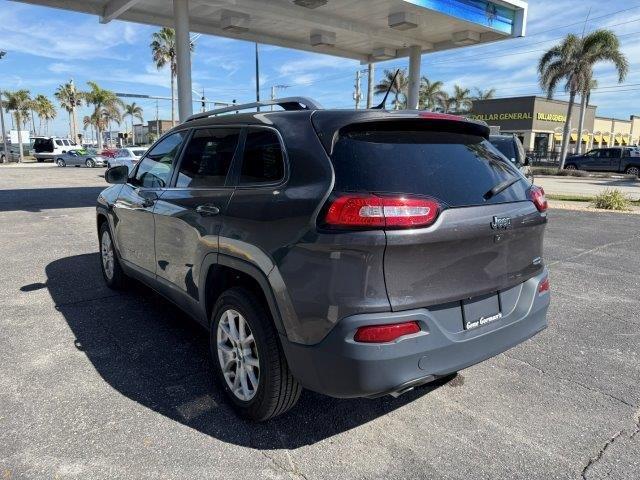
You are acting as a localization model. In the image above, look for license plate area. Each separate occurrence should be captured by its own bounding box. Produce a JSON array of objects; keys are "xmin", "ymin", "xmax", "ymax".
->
[{"xmin": 462, "ymin": 292, "xmax": 502, "ymax": 330}]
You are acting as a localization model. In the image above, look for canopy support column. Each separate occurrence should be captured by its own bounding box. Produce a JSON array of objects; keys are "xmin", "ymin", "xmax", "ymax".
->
[
  {"xmin": 174, "ymin": 0, "xmax": 193, "ymax": 122},
  {"xmin": 407, "ymin": 45, "xmax": 421, "ymax": 110}
]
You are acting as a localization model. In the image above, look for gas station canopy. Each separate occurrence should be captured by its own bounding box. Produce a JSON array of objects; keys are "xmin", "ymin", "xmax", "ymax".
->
[{"xmin": 13, "ymin": 0, "xmax": 528, "ymax": 117}]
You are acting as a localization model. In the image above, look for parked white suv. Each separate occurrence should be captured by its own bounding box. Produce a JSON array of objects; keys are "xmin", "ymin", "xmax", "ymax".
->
[{"xmin": 33, "ymin": 137, "xmax": 78, "ymax": 162}]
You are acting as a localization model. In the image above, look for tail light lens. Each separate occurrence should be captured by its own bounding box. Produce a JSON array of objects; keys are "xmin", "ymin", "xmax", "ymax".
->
[
  {"xmin": 324, "ymin": 194, "xmax": 440, "ymax": 229},
  {"xmin": 528, "ymin": 185, "xmax": 548, "ymax": 212},
  {"xmin": 354, "ymin": 321, "xmax": 421, "ymax": 343},
  {"xmin": 538, "ymin": 277, "xmax": 550, "ymax": 295}
]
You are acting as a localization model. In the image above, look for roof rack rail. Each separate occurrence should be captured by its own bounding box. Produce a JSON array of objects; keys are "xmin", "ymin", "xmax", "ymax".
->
[{"xmin": 185, "ymin": 97, "xmax": 323, "ymax": 122}]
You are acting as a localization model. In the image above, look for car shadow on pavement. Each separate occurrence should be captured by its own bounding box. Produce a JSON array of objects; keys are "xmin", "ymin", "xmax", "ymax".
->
[
  {"xmin": 43, "ymin": 253, "xmax": 452, "ymax": 449},
  {"xmin": 0, "ymin": 186, "xmax": 105, "ymax": 212}
]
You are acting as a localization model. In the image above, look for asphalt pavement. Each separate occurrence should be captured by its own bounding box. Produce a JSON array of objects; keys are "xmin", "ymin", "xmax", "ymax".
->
[{"xmin": 0, "ymin": 165, "xmax": 638, "ymax": 479}]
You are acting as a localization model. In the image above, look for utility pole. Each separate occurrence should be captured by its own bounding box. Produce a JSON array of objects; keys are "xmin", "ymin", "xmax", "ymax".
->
[
  {"xmin": 255, "ymin": 42, "xmax": 261, "ymax": 112},
  {"xmin": 0, "ymin": 50, "xmax": 9, "ymax": 163},
  {"xmin": 155, "ymin": 99, "xmax": 159, "ymax": 138},
  {"xmin": 366, "ymin": 63, "xmax": 375, "ymax": 109},
  {"xmin": 353, "ymin": 70, "xmax": 362, "ymax": 109}
]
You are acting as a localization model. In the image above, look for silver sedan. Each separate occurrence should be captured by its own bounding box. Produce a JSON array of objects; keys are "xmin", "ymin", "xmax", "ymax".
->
[
  {"xmin": 56, "ymin": 149, "xmax": 108, "ymax": 168},
  {"xmin": 107, "ymin": 147, "xmax": 147, "ymax": 171}
]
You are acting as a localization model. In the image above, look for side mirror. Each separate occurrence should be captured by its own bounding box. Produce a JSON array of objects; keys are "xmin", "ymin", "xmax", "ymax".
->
[
  {"xmin": 524, "ymin": 157, "xmax": 531, "ymax": 166},
  {"xmin": 105, "ymin": 165, "xmax": 128, "ymax": 184}
]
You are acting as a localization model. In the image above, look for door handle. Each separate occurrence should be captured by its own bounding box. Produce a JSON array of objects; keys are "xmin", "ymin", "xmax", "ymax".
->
[{"xmin": 196, "ymin": 204, "xmax": 220, "ymax": 216}]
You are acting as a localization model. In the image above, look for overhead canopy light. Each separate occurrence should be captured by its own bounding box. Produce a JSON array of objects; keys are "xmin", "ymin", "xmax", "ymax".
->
[
  {"xmin": 388, "ymin": 12, "xmax": 418, "ymax": 30},
  {"xmin": 451, "ymin": 30, "xmax": 480, "ymax": 45},
  {"xmin": 293, "ymin": 0, "xmax": 328, "ymax": 8},
  {"xmin": 372, "ymin": 47, "xmax": 397, "ymax": 60},
  {"xmin": 220, "ymin": 10, "xmax": 250, "ymax": 33},
  {"xmin": 310, "ymin": 30, "xmax": 336, "ymax": 47}
]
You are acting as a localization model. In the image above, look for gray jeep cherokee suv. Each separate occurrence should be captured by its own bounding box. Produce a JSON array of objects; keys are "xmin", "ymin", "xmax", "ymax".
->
[{"xmin": 97, "ymin": 98, "xmax": 550, "ymax": 421}]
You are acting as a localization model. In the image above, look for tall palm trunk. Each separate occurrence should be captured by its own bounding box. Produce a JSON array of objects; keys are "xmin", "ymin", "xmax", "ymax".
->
[
  {"xmin": 171, "ymin": 73, "xmax": 176, "ymax": 125},
  {"xmin": 576, "ymin": 93, "xmax": 587, "ymax": 155},
  {"xmin": 15, "ymin": 113, "xmax": 24, "ymax": 163},
  {"xmin": 559, "ymin": 89, "xmax": 577, "ymax": 170}
]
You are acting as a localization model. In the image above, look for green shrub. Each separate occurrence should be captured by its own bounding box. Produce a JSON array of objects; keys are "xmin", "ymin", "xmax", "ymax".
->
[{"xmin": 592, "ymin": 189, "xmax": 630, "ymax": 210}]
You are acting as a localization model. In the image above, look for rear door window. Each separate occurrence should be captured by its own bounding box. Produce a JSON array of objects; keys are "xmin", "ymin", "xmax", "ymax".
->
[
  {"xmin": 332, "ymin": 126, "xmax": 527, "ymax": 207},
  {"xmin": 239, "ymin": 128, "xmax": 285, "ymax": 185},
  {"xmin": 176, "ymin": 128, "xmax": 240, "ymax": 188}
]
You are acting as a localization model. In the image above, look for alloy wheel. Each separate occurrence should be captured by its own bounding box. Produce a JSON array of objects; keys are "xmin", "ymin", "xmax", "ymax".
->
[
  {"xmin": 565, "ymin": 165, "xmax": 577, "ymax": 170},
  {"xmin": 101, "ymin": 231, "xmax": 115, "ymax": 280},
  {"xmin": 216, "ymin": 309, "xmax": 260, "ymax": 401},
  {"xmin": 627, "ymin": 166, "xmax": 639, "ymax": 177}
]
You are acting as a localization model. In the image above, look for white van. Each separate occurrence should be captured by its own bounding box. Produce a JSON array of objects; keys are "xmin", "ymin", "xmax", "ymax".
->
[{"xmin": 33, "ymin": 137, "xmax": 78, "ymax": 162}]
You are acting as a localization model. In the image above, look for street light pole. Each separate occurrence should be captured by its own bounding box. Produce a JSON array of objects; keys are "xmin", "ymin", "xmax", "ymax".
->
[
  {"xmin": 0, "ymin": 50, "xmax": 8, "ymax": 163},
  {"xmin": 255, "ymin": 42, "xmax": 261, "ymax": 112}
]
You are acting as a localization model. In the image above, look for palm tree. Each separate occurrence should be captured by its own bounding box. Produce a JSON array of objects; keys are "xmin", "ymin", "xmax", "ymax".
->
[
  {"xmin": 374, "ymin": 69, "xmax": 409, "ymax": 110},
  {"xmin": 576, "ymin": 77, "xmax": 598, "ymax": 154},
  {"xmin": 124, "ymin": 102, "xmax": 144, "ymax": 145},
  {"xmin": 83, "ymin": 81, "xmax": 124, "ymax": 150},
  {"xmin": 3, "ymin": 90, "xmax": 31, "ymax": 162},
  {"xmin": 33, "ymin": 95, "xmax": 56, "ymax": 135},
  {"xmin": 539, "ymin": 30, "xmax": 628, "ymax": 169},
  {"xmin": 55, "ymin": 80, "xmax": 82, "ymax": 142},
  {"xmin": 449, "ymin": 85, "xmax": 473, "ymax": 113},
  {"xmin": 419, "ymin": 77, "xmax": 446, "ymax": 110},
  {"xmin": 473, "ymin": 87, "xmax": 496, "ymax": 101},
  {"xmin": 151, "ymin": 28, "xmax": 194, "ymax": 125}
]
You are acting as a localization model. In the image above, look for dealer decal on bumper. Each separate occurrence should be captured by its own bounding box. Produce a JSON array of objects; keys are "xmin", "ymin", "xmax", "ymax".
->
[{"xmin": 465, "ymin": 312, "xmax": 502, "ymax": 330}]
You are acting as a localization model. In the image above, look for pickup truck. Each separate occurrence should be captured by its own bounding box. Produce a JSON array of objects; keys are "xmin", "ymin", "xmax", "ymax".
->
[{"xmin": 564, "ymin": 147, "xmax": 640, "ymax": 177}]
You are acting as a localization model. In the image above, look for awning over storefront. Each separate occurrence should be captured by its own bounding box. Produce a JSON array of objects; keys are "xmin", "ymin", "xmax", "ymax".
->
[
  {"xmin": 554, "ymin": 133, "xmax": 563, "ymax": 141},
  {"xmin": 570, "ymin": 133, "xmax": 578, "ymax": 142},
  {"xmin": 582, "ymin": 133, "xmax": 590, "ymax": 142},
  {"xmin": 593, "ymin": 133, "xmax": 603, "ymax": 143},
  {"xmin": 622, "ymin": 135, "xmax": 630, "ymax": 145},
  {"xmin": 602, "ymin": 134, "xmax": 611, "ymax": 144}
]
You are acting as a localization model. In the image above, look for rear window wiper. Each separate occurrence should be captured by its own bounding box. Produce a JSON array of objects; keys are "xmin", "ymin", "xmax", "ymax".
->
[{"xmin": 483, "ymin": 176, "xmax": 522, "ymax": 200}]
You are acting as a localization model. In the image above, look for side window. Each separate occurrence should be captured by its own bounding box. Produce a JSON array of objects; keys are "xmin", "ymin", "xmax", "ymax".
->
[
  {"xmin": 176, "ymin": 128, "xmax": 240, "ymax": 188},
  {"xmin": 55, "ymin": 140, "xmax": 63, "ymax": 146},
  {"xmin": 239, "ymin": 128, "xmax": 285, "ymax": 185},
  {"xmin": 133, "ymin": 132, "xmax": 186, "ymax": 188},
  {"xmin": 623, "ymin": 149, "xmax": 631, "ymax": 158}
]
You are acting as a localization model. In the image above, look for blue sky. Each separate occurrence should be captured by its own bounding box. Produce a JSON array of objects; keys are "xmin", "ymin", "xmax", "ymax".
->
[{"xmin": 1, "ymin": 0, "xmax": 639, "ymax": 136}]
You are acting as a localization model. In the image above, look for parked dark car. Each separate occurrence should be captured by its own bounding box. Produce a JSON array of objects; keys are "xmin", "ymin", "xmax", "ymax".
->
[
  {"xmin": 97, "ymin": 98, "xmax": 550, "ymax": 421},
  {"xmin": 489, "ymin": 134, "xmax": 534, "ymax": 182},
  {"xmin": 564, "ymin": 147, "xmax": 640, "ymax": 176}
]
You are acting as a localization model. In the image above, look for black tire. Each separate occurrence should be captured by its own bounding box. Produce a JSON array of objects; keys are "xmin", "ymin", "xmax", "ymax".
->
[
  {"xmin": 98, "ymin": 222, "xmax": 127, "ymax": 289},
  {"xmin": 624, "ymin": 166, "xmax": 639, "ymax": 177},
  {"xmin": 56, "ymin": 158, "xmax": 66, "ymax": 167},
  {"xmin": 210, "ymin": 287, "xmax": 301, "ymax": 421},
  {"xmin": 86, "ymin": 158, "xmax": 95, "ymax": 168}
]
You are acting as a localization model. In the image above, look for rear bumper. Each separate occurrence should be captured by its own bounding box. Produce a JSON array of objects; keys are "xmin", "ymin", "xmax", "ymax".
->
[{"xmin": 281, "ymin": 269, "xmax": 549, "ymax": 398}]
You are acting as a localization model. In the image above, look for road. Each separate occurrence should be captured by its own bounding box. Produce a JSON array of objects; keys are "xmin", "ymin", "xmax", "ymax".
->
[
  {"xmin": 0, "ymin": 166, "xmax": 638, "ymax": 479},
  {"xmin": 536, "ymin": 175, "xmax": 640, "ymax": 200}
]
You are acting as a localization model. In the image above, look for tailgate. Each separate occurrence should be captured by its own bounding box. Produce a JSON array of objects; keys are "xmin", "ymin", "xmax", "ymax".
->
[{"xmin": 384, "ymin": 201, "xmax": 545, "ymax": 310}]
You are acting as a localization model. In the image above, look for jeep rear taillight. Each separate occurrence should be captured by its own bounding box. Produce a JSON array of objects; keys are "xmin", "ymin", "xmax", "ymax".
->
[
  {"xmin": 528, "ymin": 186, "xmax": 548, "ymax": 212},
  {"xmin": 324, "ymin": 194, "xmax": 440, "ymax": 229},
  {"xmin": 354, "ymin": 321, "xmax": 421, "ymax": 343}
]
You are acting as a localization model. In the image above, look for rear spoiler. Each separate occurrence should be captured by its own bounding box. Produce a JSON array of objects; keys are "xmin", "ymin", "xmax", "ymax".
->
[{"xmin": 311, "ymin": 112, "xmax": 491, "ymax": 156}]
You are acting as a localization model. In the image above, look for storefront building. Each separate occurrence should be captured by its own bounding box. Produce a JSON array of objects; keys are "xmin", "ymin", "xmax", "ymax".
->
[{"xmin": 469, "ymin": 96, "xmax": 640, "ymax": 154}]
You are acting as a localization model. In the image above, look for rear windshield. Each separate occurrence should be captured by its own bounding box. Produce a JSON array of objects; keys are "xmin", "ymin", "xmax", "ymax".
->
[{"xmin": 331, "ymin": 128, "xmax": 529, "ymax": 207}]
